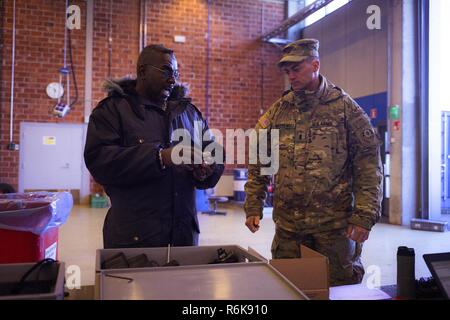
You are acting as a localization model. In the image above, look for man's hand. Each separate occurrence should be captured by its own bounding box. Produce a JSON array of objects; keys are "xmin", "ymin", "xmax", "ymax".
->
[
  {"xmin": 160, "ymin": 145, "xmax": 203, "ymax": 167},
  {"xmin": 193, "ymin": 164, "xmax": 215, "ymax": 181},
  {"xmin": 346, "ymin": 224, "xmax": 370, "ymax": 243},
  {"xmin": 160, "ymin": 147, "xmax": 175, "ymax": 167},
  {"xmin": 245, "ymin": 216, "xmax": 260, "ymax": 233}
]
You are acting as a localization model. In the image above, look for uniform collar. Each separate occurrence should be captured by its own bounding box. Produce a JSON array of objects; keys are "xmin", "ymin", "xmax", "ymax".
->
[
  {"xmin": 291, "ymin": 74, "xmax": 343, "ymax": 106},
  {"xmin": 294, "ymin": 74, "xmax": 325, "ymax": 100},
  {"xmin": 138, "ymin": 95, "xmax": 167, "ymax": 112}
]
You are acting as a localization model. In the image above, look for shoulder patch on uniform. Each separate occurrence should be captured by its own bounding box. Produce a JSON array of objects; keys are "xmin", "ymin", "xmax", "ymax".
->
[
  {"xmin": 356, "ymin": 127, "xmax": 378, "ymax": 145},
  {"xmin": 363, "ymin": 128, "xmax": 374, "ymax": 139},
  {"xmin": 258, "ymin": 115, "xmax": 270, "ymax": 129}
]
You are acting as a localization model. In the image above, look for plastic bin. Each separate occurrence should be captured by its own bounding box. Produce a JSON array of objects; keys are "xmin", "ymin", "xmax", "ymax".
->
[
  {"xmin": 0, "ymin": 227, "xmax": 58, "ymax": 263},
  {"xmin": 0, "ymin": 192, "xmax": 72, "ymax": 263},
  {"xmin": 99, "ymin": 262, "xmax": 308, "ymax": 300},
  {"xmin": 94, "ymin": 244, "xmax": 266, "ymax": 299},
  {"xmin": 233, "ymin": 168, "xmax": 248, "ymax": 201},
  {"xmin": 90, "ymin": 194, "xmax": 109, "ymax": 208},
  {"xmin": 195, "ymin": 189, "xmax": 209, "ymax": 212}
]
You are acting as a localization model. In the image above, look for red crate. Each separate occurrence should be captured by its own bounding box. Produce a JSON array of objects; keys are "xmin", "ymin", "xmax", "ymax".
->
[{"xmin": 0, "ymin": 227, "xmax": 58, "ymax": 263}]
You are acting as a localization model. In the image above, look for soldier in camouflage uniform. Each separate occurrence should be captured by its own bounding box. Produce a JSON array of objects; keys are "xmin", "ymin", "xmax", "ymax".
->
[{"xmin": 244, "ymin": 39, "xmax": 383, "ymax": 286}]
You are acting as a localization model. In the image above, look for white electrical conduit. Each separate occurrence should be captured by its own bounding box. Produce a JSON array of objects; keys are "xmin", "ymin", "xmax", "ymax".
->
[
  {"xmin": 9, "ymin": 0, "xmax": 16, "ymax": 145},
  {"xmin": 61, "ymin": 0, "xmax": 70, "ymax": 107},
  {"xmin": 139, "ymin": 0, "xmax": 148, "ymax": 52}
]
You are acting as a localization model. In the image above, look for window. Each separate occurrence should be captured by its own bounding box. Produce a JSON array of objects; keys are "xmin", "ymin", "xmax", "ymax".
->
[
  {"xmin": 304, "ymin": 0, "xmax": 351, "ymax": 27},
  {"xmin": 429, "ymin": 0, "xmax": 450, "ymax": 219}
]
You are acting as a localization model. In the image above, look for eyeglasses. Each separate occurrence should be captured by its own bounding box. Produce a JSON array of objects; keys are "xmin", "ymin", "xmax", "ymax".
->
[{"xmin": 146, "ymin": 64, "xmax": 179, "ymax": 79}]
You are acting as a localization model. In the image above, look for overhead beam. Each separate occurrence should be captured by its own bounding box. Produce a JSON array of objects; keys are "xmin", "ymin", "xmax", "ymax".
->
[{"xmin": 261, "ymin": 0, "xmax": 335, "ymax": 43}]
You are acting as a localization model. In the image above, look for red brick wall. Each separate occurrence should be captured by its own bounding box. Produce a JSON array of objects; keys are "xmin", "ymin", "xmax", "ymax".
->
[
  {"xmin": 146, "ymin": 0, "xmax": 285, "ymax": 174},
  {"xmin": 90, "ymin": 0, "xmax": 140, "ymax": 193},
  {"xmin": 0, "ymin": 0, "xmax": 87, "ymax": 190},
  {"xmin": 0, "ymin": 0, "xmax": 285, "ymax": 191},
  {"xmin": 91, "ymin": 0, "xmax": 139, "ymax": 106}
]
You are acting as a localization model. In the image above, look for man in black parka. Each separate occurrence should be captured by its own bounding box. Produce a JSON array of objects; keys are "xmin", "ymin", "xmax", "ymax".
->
[{"xmin": 84, "ymin": 44, "xmax": 224, "ymax": 248}]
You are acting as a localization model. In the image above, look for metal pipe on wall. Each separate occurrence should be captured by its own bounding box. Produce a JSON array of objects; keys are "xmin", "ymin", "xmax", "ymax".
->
[
  {"xmin": 9, "ymin": 0, "xmax": 17, "ymax": 148},
  {"xmin": 82, "ymin": 0, "xmax": 95, "ymax": 203},
  {"xmin": 139, "ymin": 0, "xmax": 147, "ymax": 53},
  {"xmin": 108, "ymin": 0, "xmax": 113, "ymax": 78},
  {"xmin": 84, "ymin": 0, "xmax": 94, "ymax": 123},
  {"xmin": 205, "ymin": 0, "xmax": 211, "ymax": 122},
  {"xmin": 260, "ymin": 1, "xmax": 265, "ymax": 116},
  {"xmin": 385, "ymin": 0, "xmax": 393, "ymax": 217},
  {"xmin": 144, "ymin": 0, "xmax": 147, "ymax": 51},
  {"xmin": 0, "ymin": 0, "xmax": 3, "ymax": 136}
]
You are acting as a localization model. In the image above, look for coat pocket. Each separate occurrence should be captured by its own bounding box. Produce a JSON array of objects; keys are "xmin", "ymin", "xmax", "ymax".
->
[{"xmin": 113, "ymin": 218, "xmax": 163, "ymax": 247}]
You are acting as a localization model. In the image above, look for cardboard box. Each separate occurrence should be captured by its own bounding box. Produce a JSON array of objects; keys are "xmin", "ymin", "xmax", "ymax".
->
[{"xmin": 268, "ymin": 245, "xmax": 330, "ymax": 300}]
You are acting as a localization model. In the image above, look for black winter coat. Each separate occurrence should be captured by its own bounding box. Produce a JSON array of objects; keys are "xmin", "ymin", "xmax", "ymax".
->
[{"xmin": 84, "ymin": 79, "xmax": 224, "ymax": 248}]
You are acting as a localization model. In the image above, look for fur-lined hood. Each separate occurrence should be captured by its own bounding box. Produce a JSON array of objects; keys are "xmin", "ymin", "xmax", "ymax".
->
[{"xmin": 102, "ymin": 77, "xmax": 190, "ymax": 101}]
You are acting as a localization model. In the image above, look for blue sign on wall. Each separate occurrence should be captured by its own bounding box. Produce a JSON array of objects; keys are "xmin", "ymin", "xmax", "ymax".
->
[{"xmin": 354, "ymin": 91, "xmax": 388, "ymax": 127}]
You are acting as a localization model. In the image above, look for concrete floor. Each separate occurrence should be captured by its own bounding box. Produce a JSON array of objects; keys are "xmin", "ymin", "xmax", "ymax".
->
[{"xmin": 59, "ymin": 203, "xmax": 450, "ymax": 287}]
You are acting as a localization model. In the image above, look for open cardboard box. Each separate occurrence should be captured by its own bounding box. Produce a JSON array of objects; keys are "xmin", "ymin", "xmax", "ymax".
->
[{"xmin": 249, "ymin": 245, "xmax": 330, "ymax": 300}]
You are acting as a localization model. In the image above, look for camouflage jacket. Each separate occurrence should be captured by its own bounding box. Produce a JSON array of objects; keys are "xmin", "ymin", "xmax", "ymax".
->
[{"xmin": 244, "ymin": 75, "xmax": 383, "ymax": 233}]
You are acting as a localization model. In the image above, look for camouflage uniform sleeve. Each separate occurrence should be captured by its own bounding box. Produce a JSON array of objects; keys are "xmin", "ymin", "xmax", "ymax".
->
[
  {"xmin": 244, "ymin": 100, "xmax": 281, "ymax": 219},
  {"xmin": 345, "ymin": 97, "xmax": 384, "ymax": 230}
]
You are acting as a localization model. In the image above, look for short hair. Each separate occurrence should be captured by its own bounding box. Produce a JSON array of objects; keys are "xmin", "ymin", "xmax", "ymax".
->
[
  {"xmin": 306, "ymin": 56, "xmax": 319, "ymax": 62},
  {"xmin": 137, "ymin": 44, "xmax": 174, "ymax": 72}
]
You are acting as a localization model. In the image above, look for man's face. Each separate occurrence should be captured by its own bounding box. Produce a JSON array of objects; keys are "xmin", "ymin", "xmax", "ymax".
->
[
  {"xmin": 140, "ymin": 52, "xmax": 178, "ymax": 102},
  {"xmin": 281, "ymin": 58, "xmax": 319, "ymax": 91}
]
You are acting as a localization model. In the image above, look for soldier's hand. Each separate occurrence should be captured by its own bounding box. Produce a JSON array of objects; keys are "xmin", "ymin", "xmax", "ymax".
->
[
  {"xmin": 245, "ymin": 216, "xmax": 260, "ymax": 233},
  {"xmin": 346, "ymin": 224, "xmax": 369, "ymax": 243}
]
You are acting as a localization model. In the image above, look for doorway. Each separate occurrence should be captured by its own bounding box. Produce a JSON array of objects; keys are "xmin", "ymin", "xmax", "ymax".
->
[
  {"xmin": 19, "ymin": 122, "xmax": 89, "ymax": 204},
  {"xmin": 429, "ymin": 0, "xmax": 450, "ymax": 222}
]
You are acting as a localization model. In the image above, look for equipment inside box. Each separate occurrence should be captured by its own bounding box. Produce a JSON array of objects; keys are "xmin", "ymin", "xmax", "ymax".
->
[
  {"xmin": 102, "ymin": 252, "xmax": 159, "ymax": 269},
  {"xmin": 415, "ymin": 277, "xmax": 444, "ymax": 299},
  {"xmin": 101, "ymin": 252, "xmax": 179, "ymax": 269},
  {"xmin": 209, "ymin": 248, "xmax": 239, "ymax": 264},
  {"xmin": 101, "ymin": 247, "xmax": 239, "ymax": 270},
  {"xmin": 0, "ymin": 259, "xmax": 58, "ymax": 296}
]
